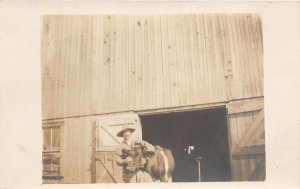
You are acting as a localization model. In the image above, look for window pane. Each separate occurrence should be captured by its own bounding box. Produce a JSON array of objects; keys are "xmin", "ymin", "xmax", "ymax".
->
[
  {"xmin": 52, "ymin": 128, "xmax": 60, "ymax": 151},
  {"xmin": 43, "ymin": 153, "xmax": 60, "ymax": 176},
  {"xmin": 43, "ymin": 129, "xmax": 51, "ymax": 151}
]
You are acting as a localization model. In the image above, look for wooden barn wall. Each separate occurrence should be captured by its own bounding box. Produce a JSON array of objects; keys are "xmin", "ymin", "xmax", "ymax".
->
[
  {"xmin": 59, "ymin": 117, "xmax": 93, "ymax": 183},
  {"xmin": 42, "ymin": 14, "xmax": 263, "ymax": 120},
  {"xmin": 43, "ymin": 112, "xmax": 138, "ymax": 183}
]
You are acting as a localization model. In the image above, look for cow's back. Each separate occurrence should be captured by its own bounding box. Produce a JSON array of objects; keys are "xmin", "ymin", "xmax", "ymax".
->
[{"xmin": 145, "ymin": 146, "xmax": 175, "ymax": 182}]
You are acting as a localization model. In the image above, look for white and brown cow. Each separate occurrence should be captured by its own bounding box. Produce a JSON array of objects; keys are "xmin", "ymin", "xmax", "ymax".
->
[{"xmin": 126, "ymin": 142, "xmax": 175, "ymax": 182}]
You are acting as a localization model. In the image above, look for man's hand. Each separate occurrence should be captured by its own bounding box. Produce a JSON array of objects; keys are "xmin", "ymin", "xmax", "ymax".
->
[{"xmin": 141, "ymin": 157, "xmax": 146, "ymax": 165}]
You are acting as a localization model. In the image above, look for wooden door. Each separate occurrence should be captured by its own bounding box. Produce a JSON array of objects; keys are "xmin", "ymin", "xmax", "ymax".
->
[
  {"xmin": 227, "ymin": 97, "xmax": 265, "ymax": 181},
  {"xmin": 91, "ymin": 113, "xmax": 142, "ymax": 183}
]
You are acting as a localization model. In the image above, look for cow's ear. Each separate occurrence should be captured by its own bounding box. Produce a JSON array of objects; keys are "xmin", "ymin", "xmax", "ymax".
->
[
  {"xmin": 145, "ymin": 151, "xmax": 155, "ymax": 157},
  {"xmin": 141, "ymin": 146, "xmax": 149, "ymax": 155}
]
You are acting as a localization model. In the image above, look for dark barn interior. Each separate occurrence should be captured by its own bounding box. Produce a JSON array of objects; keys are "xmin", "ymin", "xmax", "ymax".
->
[{"xmin": 140, "ymin": 107, "xmax": 231, "ymax": 182}]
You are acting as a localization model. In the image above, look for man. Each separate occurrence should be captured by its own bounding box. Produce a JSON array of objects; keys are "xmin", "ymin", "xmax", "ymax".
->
[{"xmin": 115, "ymin": 125, "xmax": 154, "ymax": 183}]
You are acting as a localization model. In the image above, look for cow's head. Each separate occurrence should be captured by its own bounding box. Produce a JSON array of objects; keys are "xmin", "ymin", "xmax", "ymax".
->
[{"xmin": 126, "ymin": 142, "xmax": 154, "ymax": 172}]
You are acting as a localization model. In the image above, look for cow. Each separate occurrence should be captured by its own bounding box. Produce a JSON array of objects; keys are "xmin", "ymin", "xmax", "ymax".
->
[{"xmin": 125, "ymin": 142, "xmax": 175, "ymax": 182}]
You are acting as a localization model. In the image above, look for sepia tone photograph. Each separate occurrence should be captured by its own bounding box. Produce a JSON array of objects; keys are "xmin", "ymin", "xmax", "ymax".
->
[{"xmin": 41, "ymin": 14, "xmax": 265, "ymax": 184}]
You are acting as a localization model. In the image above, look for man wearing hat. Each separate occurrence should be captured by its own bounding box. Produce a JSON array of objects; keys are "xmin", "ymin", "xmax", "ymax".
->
[{"xmin": 115, "ymin": 125, "xmax": 154, "ymax": 183}]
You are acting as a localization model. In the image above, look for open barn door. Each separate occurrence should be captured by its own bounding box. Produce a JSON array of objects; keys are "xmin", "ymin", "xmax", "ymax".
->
[
  {"xmin": 227, "ymin": 97, "xmax": 265, "ymax": 181},
  {"xmin": 91, "ymin": 113, "xmax": 142, "ymax": 183}
]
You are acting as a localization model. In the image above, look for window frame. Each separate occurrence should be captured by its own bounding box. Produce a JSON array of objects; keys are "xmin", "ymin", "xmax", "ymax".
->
[
  {"xmin": 43, "ymin": 125, "xmax": 61, "ymax": 152},
  {"xmin": 42, "ymin": 121, "xmax": 63, "ymax": 179}
]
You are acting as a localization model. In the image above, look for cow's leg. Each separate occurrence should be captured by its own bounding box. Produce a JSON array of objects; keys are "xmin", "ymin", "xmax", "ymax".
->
[{"xmin": 168, "ymin": 177, "xmax": 172, "ymax": 183}]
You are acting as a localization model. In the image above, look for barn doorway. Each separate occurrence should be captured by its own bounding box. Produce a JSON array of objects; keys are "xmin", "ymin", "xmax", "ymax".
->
[{"xmin": 139, "ymin": 107, "xmax": 231, "ymax": 182}]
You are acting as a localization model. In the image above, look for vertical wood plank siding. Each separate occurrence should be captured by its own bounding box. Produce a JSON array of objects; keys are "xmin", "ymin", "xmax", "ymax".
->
[
  {"xmin": 58, "ymin": 117, "xmax": 93, "ymax": 183},
  {"xmin": 42, "ymin": 14, "xmax": 263, "ymax": 120},
  {"xmin": 42, "ymin": 15, "xmax": 264, "ymax": 183}
]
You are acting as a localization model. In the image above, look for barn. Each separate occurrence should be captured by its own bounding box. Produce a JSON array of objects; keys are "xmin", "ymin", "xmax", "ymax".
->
[{"xmin": 41, "ymin": 14, "xmax": 265, "ymax": 183}]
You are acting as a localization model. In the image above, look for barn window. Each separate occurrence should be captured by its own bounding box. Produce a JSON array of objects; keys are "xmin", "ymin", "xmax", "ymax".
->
[
  {"xmin": 43, "ymin": 127, "xmax": 60, "ymax": 151},
  {"xmin": 42, "ymin": 121, "xmax": 63, "ymax": 182}
]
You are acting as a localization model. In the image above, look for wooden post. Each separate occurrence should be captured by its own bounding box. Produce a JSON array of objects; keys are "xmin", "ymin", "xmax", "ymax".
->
[
  {"xmin": 91, "ymin": 121, "xmax": 96, "ymax": 183},
  {"xmin": 196, "ymin": 157, "xmax": 202, "ymax": 182}
]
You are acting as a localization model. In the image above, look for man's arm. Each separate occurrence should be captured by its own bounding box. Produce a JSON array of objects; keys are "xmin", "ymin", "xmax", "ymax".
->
[
  {"xmin": 115, "ymin": 155, "xmax": 127, "ymax": 166},
  {"xmin": 115, "ymin": 146, "xmax": 132, "ymax": 166}
]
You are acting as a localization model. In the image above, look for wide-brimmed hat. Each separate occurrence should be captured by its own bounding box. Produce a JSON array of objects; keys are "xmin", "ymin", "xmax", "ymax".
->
[{"xmin": 116, "ymin": 125, "xmax": 136, "ymax": 137}]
